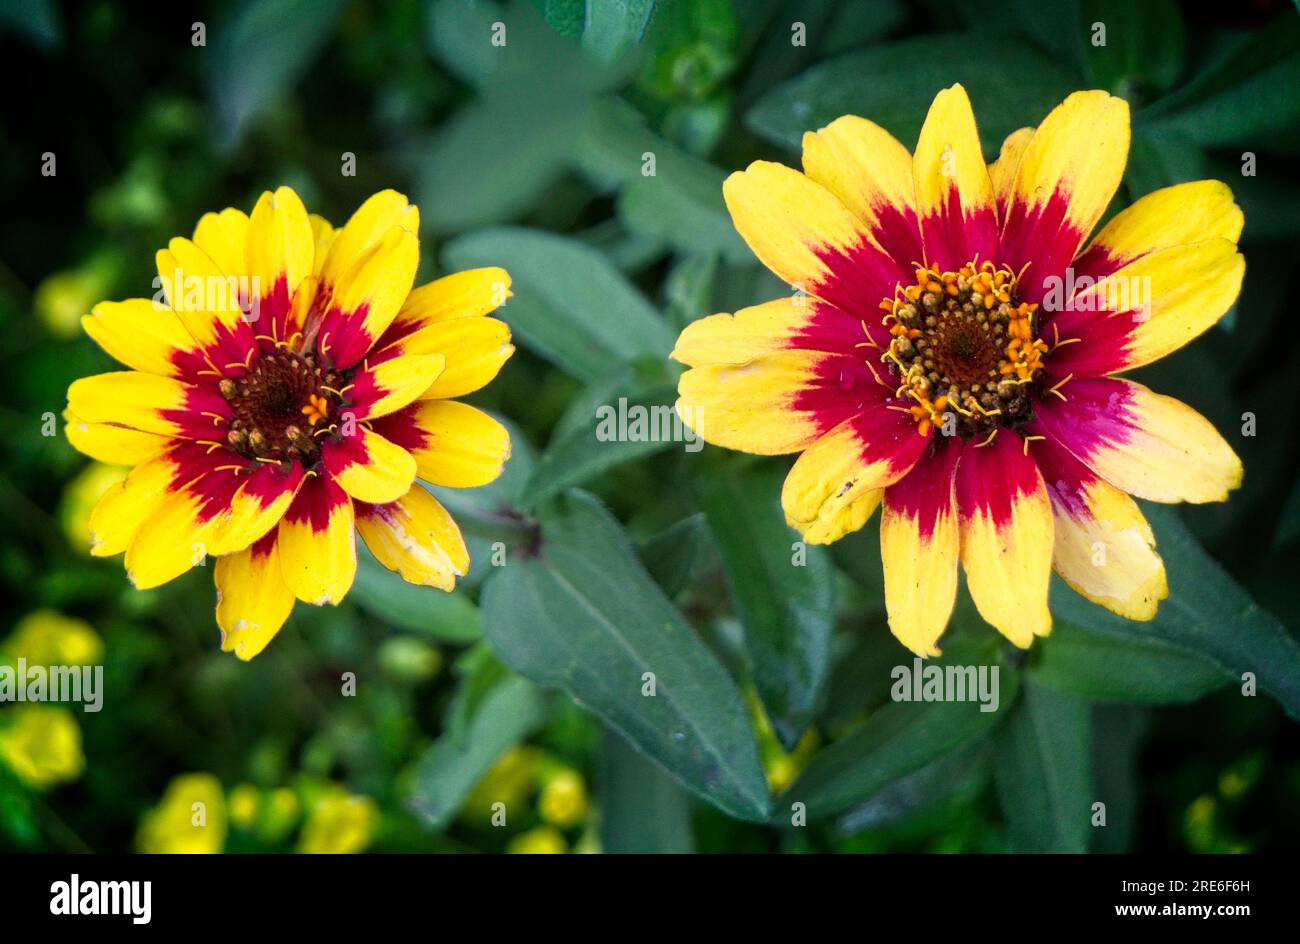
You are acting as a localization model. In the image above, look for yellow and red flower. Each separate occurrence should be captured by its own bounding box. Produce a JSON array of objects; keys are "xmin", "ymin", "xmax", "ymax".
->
[
  {"xmin": 673, "ymin": 86, "xmax": 1244, "ymax": 657},
  {"xmin": 65, "ymin": 188, "xmax": 514, "ymax": 659}
]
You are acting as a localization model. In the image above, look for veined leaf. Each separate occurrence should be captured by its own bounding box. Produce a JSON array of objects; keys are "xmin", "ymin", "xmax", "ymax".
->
[
  {"xmin": 480, "ymin": 491, "xmax": 772, "ymax": 822},
  {"xmin": 407, "ymin": 672, "xmax": 548, "ymax": 828},
  {"xmin": 779, "ymin": 637, "xmax": 1015, "ymax": 822},
  {"xmin": 697, "ymin": 461, "xmax": 834, "ymax": 750},
  {"xmin": 994, "ymin": 680, "xmax": 1093, "ymax": 853},
  {"xmin": 1051, "ymin": 504, "xmax": 1300, "ymax": 722},
  {"xmin": 1029, "ymin": 615, "xmax": 1232, "ymax": 704},
  {"xmin": 597, "ymin": 726, "xmax": 695, "ymax": 853},
  {"xmin": 352, "ymin": 549, "xmax": 482, "ymax": 644},
  {"xmin": 521, "ymin": 383, "xmax": 680, "ymax": 509}
]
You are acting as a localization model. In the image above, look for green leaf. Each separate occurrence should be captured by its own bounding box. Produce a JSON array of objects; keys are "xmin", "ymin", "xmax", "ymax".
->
[
  {"xmin": 834, "ymin": 738, "xmax": 991, "ymax": 837},
  {"xmin": 442, "ymin": 227, "xmax": 674, "ymax": 381},
  {"xmin": 637, "ymin": 0, "xmax": 738, "ymax": 103},
  {"xmin": 0, "ymin": 0, "xmax": 60, "ymax": 50},
  {"xmin": 582, "ymin": 0, "xmax": 657, "ymax": 63},
  {"xmin": 1081, "ymin": 0, "xmax": 1185, "ymax": 97},
  {"xmin": 698, "ymin": 462, "xmax": 834, "ymax": 750},
  {"xmin": 1051, "ymin": 505, "xmax": 1300, "ymax": 722},
  {"xmin": 1123, "ymin": 130, "xmax": 1207, "ymax": 198},
  {"xmin": 521, "ymin": 383, "xmax": 680, "ymax": 509},
  {"xmin": 208, "ymin": 0, "xmax": 348, "ymax": 148},
  {"xmin": 619, "ymin": 165, "xmax": 749, "ymax": 262},
  {"xmin": 1275, "ymin": 476, "xmax": 1300, "ymax": 549},
  {"xmin": 597, "ymin": 726, "xmax": 695, "ymax": 852},
  {"xmin": 637, "ymin": 513, "xmax": 712, "ymax": 598},
  {"xmin": 413, "ymin": 91, "xmax": 587, "ymax": 233},
  {"xmin": 407, "ymin": 672, "xmax": 549, "ymax": 828},
  {"xmin": 780, "ymin": 635, "xmax": 1016, "ymax": 822},
  {"xmin": 993, "ymin": 680, "xmax": 1093, "ymax": 853},
  {"xmin": 419, "ymin": 2, "xmax": 618, "ymax": 231},
  {"xmin": 480, "ymin": 491, "xmax": 772, "ymax": 821},
  {"xmin": 1090, "ymin": 705, "xmax": 1149, "ymax": 853},
  {"xmin": 746, "ymin": 32, "xmax": 1079, "ymax": 154},
  {"xmin": 351, "ymin": 548, "xmax": 482, "ymax": 644},
  {"xmin": 1138, "ymin": 18, "xmax": 1300, "ymax": 146},
  {"xmin": 665, "ymin": 253, "xmax": 719, "ymax": 331},
  {"xmin": 575, "ymin": 98, "xmax": 749, "ymax": 261},
  {"xmin": 1029, "ymin": 616, "xmax": 1232, "ymax": 704},
  {"xmin": 536, "ymin": 0, "xmax": 656, "ymax": 64}
]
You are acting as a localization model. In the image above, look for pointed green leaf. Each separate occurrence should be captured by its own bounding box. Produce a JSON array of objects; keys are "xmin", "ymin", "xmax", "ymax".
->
[
  {"xmin": 780, "ymin": 636, "xmax": 1015, "ymax": 822},
  {"xmin": 1052, "ymin": 505, "xmax": 1300, "ymax": 721},
  {"xmin": 994, "ymin": 680, "xmax": 1093, "ymax": 853},
  {"xmin": 480, "ymin": 491, "xmax": 771, "ymax": 821},
  {"xmin": 698, "ymin": 462, "xmax": 834, "ymax": 750},
  {"xmin": 597, "ymin": 726, "xmax": 695, "ymax": 852},
  {"xmin": 521, "ymin": 383, "xmax": 680, "ymax": 509}
]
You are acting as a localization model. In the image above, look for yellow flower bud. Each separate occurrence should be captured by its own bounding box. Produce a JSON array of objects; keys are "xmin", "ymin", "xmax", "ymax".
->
[
  {"xmin": 507, "ymin": 825, "xmax": 567, "ymax": 855},
  {"xmin": 3, "ymin": 609, "xmax": 103, "ymax": 667},
  {"xmin": 136, "ymin": 773, "xmax": 227, "ymax": 854},
  {"xmin": 538, "ymin": 768, "xmax": 588, "ymax": 829},
  {"xmin": 0, "ymin": 705, "xmax": 84, "ymax": 790},
  {"xmin": 298, "ymin": 789, "xmax": 379, "ymax": 854}
]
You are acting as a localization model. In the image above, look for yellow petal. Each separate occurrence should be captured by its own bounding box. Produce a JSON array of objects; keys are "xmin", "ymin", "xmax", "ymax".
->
[
  {"xmin": 317, "ymin": 226, "xmax": 420, "ymax": 367},
  {"xmin": 351, "ymin": 353, "xmax": 446, "ymax": 420},
  {"xmin": 277, "ymin": 476, "xmax": 356, "ymax": 605},
  {"xmin": 87, "ymin": 453, "xmax": 190, "ymax": 557},
  {"xmin": 1051, "ymin": 238, "xmax": 1245, "ymax": 376},
  {"xmin": 208, "ymin": 461, "xmax": 305, "ymax": 556},
  {"xmin": 246, "ymin": 186, "xmax": 315, "ymax": 340},
  {"xmin": 356, "ymin": 485, "xmax": 469, "ymax": 591},
  {"xmin": 319, "ymin": 190, "xmax": 419, "ymax": 289},
  {"xmin": 670, "ymin": 297, "xmax": 864, "ymax": 369},
  {"xmin": 309, "ymin": 214, "xmax": 337, "ymax": 276},
  {"xmin": 913, "ymin": 83, "xmax": 999, "ymax": 269},
  {"xmin": 124, "ymin": 473, "xmax": 234, "ymax": 590},
  {"xmin": 1076, "ymin": 180, "xmax": 1243, "ymax": 276},
  {"xmin": 956, "ymin": 430, "xmax": 1053, "ymax": 647},
  {"xmin": 387, "ymin": 267, "xmax": 512, "ymax": 334},
  {"xmin": 374, "ymin": 400, "xmax": 511, "ymax": 489},
  {"xmin": 81, "ymin": 299, "xmax": 199, "ymax": 377},
  {"xmin": 192, "ymin": 208, "xmax": 251, "ymax": 277},
  {"xmin": 988, "ymin": 126, "xmax": 1034, "ymax": 218},
  {"xmin": 722, "ymin": 160, "xmax": 891, "ymax": 302},
  {"xmin": 675, "ymin": 349, "xmax": 849, "ymax": 456},
  {"xmin": 67, "ymin": 371, "xmax": 225, "ymax": 438},
  {"xmin": 1000, "ymin": 90, "xmax": 1129, "ymax": 299},
  {"xmin": 386, "ymin": 317, "xmax": 515, "ymax": 400},
  {"xmin": 155, "ymin": 236, "xmax": 246, "ymax": 346},
  {"xmin": 322, "ymin": 428, "xmax": 417, "ymax": 505},
  {"xmin": 216, "ymin": 535, "xmax": 296, "ymax": 660},
  {"xmin": 1036, "ymin": 438, "xmax": 1167, "ymax": 620},
  {"xmin": 780, "ymin": 410, "xmax": 929, "ymax": 544},
  {"xmin": 1032, "ymin": 378, "xmax": 1242, "ymax": 505},
  {"xmin": 64, "ymin": 410, "xmax": 167, "ymax": 466},
  {"xmin": 801, "ymin": 115, "xmax": 922, "ymax": 263},
  {"xmin": 880, "ymin": 439, "xmax": 962, "ymax": 657}
]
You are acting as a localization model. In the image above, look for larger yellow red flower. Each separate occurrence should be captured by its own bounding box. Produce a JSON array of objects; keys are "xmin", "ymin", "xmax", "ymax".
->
[
  {"xmin": 673, "ymin": 86, "xmax": 1244, "ymax": 657},
  {"xmin": 65, "ymin": 188, "xmax": 514, "ymax": 660}
]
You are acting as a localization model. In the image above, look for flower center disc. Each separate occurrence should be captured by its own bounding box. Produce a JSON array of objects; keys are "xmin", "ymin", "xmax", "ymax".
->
[
  {"xmin": 219, "ymin": 351, "xmax": 346, "ymax": 465},
  {"xmin": 880, "ymin": 262, "xmax": 1048, "ymax": 437}
]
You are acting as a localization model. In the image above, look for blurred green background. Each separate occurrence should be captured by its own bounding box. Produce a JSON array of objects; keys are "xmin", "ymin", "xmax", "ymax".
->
[{"xmin": 1, "ymin": 0, "xmax": 1299, "ymax": 853}]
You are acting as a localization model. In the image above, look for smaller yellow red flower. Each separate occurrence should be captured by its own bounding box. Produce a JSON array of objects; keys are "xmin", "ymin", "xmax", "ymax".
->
[{"xmin": 65, "ymin": 188, "xmax": 516, "ymax": 660}]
